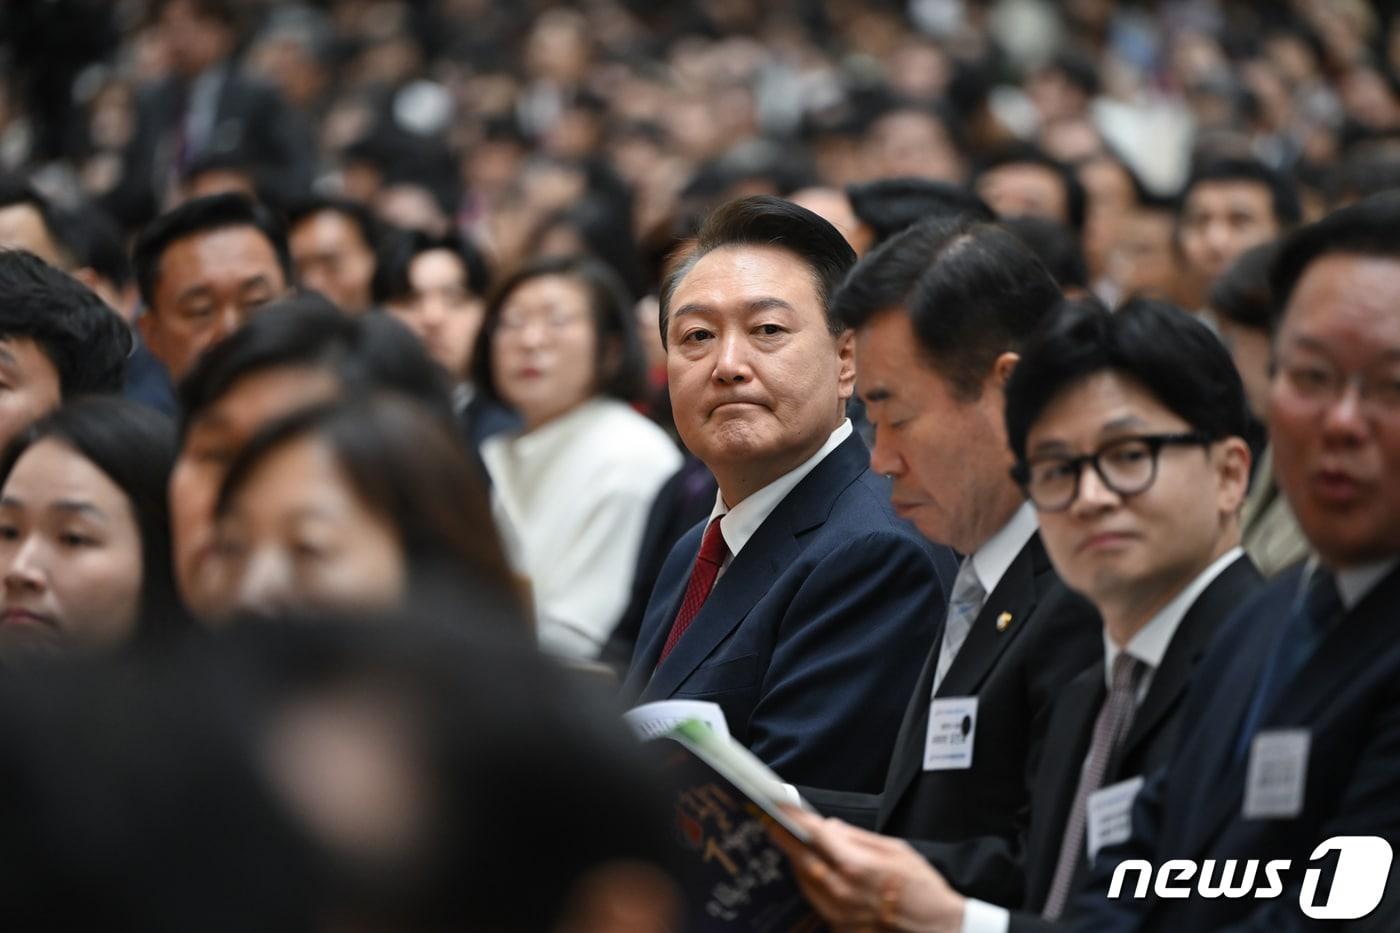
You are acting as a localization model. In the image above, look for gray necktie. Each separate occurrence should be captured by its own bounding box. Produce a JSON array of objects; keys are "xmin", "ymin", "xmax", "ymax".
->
[
  {"xmin": 1042, "ymin": 651, "xmax": 1147, "ymax": 920},
  {"xmin": 931, "ymin": 557, "xmax": 986, "ymax": 695}
]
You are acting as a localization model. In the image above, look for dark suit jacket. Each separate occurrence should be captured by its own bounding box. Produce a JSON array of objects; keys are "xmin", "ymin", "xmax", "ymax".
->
[
  {"xmin": 622, "ymin": 433, "xmax": 957, "ymax": 793},
  {"xmin": 602, "ymin": 455, "xmax": 717, "ymax": 677},
  {"xmin": 1004, "ymin": 554, "xmax": 1262, "ymax": 932},
  {"xmin": 867, "ymin": 534, "xmax": 1101, "ymax": 906},
  {"xmin": 1071, "ymin": 561, "xmax": 1400, "ymax": 932},
  {"xmin": 105, "ymin": 66, "xmax": 313, "ymax": 227}
]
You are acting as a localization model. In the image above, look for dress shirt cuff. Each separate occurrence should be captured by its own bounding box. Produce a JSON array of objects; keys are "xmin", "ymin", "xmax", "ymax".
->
[{"xmin": 961, "ymin": 898, "xmax": 1010, "ymax": 933}]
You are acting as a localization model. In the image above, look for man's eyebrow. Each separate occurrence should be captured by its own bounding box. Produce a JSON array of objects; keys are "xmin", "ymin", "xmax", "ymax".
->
[
  {"xmin": 672, "ymin": 296, "xmax": 797, "ymax": 320},
  {"xmin": 174, "ymin": 283, "xmax": 214, "ymax": 304},
  {"xmin": 0, "ymin": 345, "xmax": 16, "ymax": 367}
]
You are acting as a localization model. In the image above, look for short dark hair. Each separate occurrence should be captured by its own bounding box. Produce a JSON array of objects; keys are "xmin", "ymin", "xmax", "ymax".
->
[
  {"xmin": 834, "ymin": 218, "xmax": 1063, "ymax": 399},
  {"xmin": 973, "ymin": 145, "xmax": 1088, "ymax": 232},
  {"xmin": 1209, "ymin": 241, "xmax": 1280, "ymax": 332},
  {"xmin": 216, "ymin": 392, "xmax": 519, "ymax": 611},
  {"xmin": 1002, "ymin": 215, "xmax": 1089, "ymax": 291},
  {"xmin": 1004, "ymin": 298, "xmax": 1250, "ymax": 464},
  {"xmin": 472, "ymin": 255, "xmax": 646, "ymax": 405},
  {"xmin": 0, "ymin": 176, "xmax": 66, "ymax": 261},
  {"xmin": 659, "ymin": 195, "xmax": 856, "ymax": 347},
  {"xmin": 286, "ymin": 195, "xmax": 382, "ymax": 255},
  {"xmin": 151, "ymin": 0, "xmax": 239, "ymax": 28},
  {"xmin": 371, "ymin": 228, "xmax": 491, "ymax": 304},
  {"xmin": 1179, "ymin": 156, "xmax": 1302, "ymax": 228},
  {"xmin": 845, "ymin": 178, "xmax": 995, "ymax": 247},
  {"xmin": 177, "ymin": 294, "xmax": 454, "ymax": 439},
  {"xmin": 0, "ymin": 397, "xmax": 189, "ymax": 640},
  {"xmin": 52, "ymin": 204, "xmax": 132, "ymax": 288},
  {"xmin": 133, "ymin": 193, "xmax": 292, "ymax": 311},
  {"xmin": 1269, "ymin": 191, "xmax": 1400, "ymax": 326},
  {"xmin": 0, "ymin": 250, "xmax": 130, "ymax": 396}
]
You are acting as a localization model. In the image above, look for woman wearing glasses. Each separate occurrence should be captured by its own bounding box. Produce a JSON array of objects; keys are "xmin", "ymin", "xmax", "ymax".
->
[{"xmin": 472, "ymin": 256, "xmax": 681, "ymax": 660}]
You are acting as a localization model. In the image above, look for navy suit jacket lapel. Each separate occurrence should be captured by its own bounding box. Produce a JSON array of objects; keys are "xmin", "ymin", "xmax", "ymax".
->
[
  {"xmin": 879, "ymin": 534, "xmax": 1047, "ymax": 823},
  {"xmin": 640, "ymin": 434, "xmax": 868, "ymax": 702}
]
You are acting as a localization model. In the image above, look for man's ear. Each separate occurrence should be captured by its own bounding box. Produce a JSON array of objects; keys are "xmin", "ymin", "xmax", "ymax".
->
[
  {"xmin": 554, "ymin": 861, "xmax": 679, "ymax": 933},
  {"xmin": 1215, "ymin": 436, "xmax": 1252, "ymax": 516},
  {"xmin": 990, "ymin": 351, "xmax": 1020, "ymax": 390},
  {"xmin": 835, "ymin": 328, "xmax": 856, "ymax": 402}
]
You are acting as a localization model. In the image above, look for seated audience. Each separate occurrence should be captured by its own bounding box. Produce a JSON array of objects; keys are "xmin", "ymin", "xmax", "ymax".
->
[
  {"xmin": 210, "ymin": 393, "xmax": 517, "ymax": 621},
  {"xmin": 777, "ymin": 298, "xmax": 1263, "ymax": 930},
  {"xmin": 623, "ymin": 196, "xmax": 956, "ymax": 793},
  {"xmin": 792, "ymin": 218, "xmax": 1100, "ymax": 902},
  {"xmin": 372, "ymin": 228, "xmax": 517, "ymax": 449},
  {"xmin": 845, "ymin": 177, "xmax": 995, "ymax": 250},
  {"xmin": 0, "ymin": 397, "xmax": 188, "ymax": 656},
  {"xmin": 286, "ymin": 195, "xmax": 381, "ymax": 315},
  {"xmin": 170, "ymin": 296, "xmax": 454, "ymax": 618},
  {"xmin": 133, "ymin": 192, "xmax": 293, "ymax": 382},
  {"xmin": 1210, "ymin": 241, "xmax": 1310, "ymax": 576},
  {"xmin": 973, "ymin": 146, "xmax": 1087, "ymax": 236},
  {"xmin": 1174, "ymin": 156, "xmax": 1301, "ymax": 313},
  {"xmin": 0, "ymin": 618, "xmax": 677, "ymax": 932},
  {"xmin": 0, "ymin": 249, "xmax": 131, "ymax": 449},
  {"xmin": 475, "ymin": 255, "xmax": 680, "ymax": 658},
  {"xmin": 1071, "ymin": 191, "xmax": 1400, "ymax": 930}
]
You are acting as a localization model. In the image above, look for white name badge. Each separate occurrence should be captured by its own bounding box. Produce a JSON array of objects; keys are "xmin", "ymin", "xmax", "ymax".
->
[
  {"xmin": 1086, "ymin": 775, "xmax": 1145, "ymax": 861},
  {"xmin": 1243, "ymin": 729, "xmax": 1310, "ymax": 820},
  {"xmin": 924, "ymin": 697, "xmax": 978, "ymax": 771}
]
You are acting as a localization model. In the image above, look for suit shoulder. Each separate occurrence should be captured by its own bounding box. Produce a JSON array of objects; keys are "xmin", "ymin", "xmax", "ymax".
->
[{"xmin": 827, "ymin": 469, "xmax": 925, "ymax": 537}]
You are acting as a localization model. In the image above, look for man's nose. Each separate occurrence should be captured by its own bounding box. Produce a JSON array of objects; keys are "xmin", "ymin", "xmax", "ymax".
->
[{"xmin": 713, "ymin": 331, "xmax": 752, "ymax": 383}]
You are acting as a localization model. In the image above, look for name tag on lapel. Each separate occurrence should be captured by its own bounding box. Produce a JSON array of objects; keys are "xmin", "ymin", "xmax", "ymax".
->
[
  {"xmin": 924, "ymin": 697, "xmax": 978, "ymax": 771},
  {"xmin": 1243, "ymin": 729, "xmax": 1310, "ymax": 820},
  {"xmin": 1087, "ymin": 775, "xmax": 1145, "ymax": 860}
]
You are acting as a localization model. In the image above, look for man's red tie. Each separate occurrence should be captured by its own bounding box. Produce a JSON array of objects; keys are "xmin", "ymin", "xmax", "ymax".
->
[{"xmin": 656, "ymin": 519, "xmax": 729, "ymax": 666}]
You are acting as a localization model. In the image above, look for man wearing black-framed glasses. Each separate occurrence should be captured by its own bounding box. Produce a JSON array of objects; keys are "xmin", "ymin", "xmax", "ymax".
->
[{"xmin": 773, "ymin": 298, "xmax": 1263, "ymax": 933}]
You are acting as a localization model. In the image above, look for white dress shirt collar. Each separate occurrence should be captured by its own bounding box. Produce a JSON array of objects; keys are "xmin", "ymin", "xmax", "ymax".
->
[
  {"xmin": 969, "ymin": 501, "xmax": 1039, "ymax": 598},
  {"xmin": 707, "ymin": 419, "xmax": 852, "ymax": 564},
  {"xmin": 1103, "ymin": 546, "xmax": 1245, "ymax": 694}
]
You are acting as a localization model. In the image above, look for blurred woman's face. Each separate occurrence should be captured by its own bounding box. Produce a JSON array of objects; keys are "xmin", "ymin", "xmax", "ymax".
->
[
  {"xmin": 0, "ymin": 439, "xmax": 143, "ymax": 653},
  {"xmin": 213, "ymin": 434, "xmax": 405, "ymax": 619},
  {"xmin": 170, "ymin": 366, "xmax": 342, "ymax": 620},
  {"xmin": 491, "ymin": 275, "xmax": 600, "ymax": 430}
]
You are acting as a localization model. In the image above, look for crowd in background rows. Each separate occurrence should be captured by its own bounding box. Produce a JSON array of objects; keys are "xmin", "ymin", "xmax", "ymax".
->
[{"xmin": 0, "ymin": 0, "xmax": 1398, "ymax": 929}]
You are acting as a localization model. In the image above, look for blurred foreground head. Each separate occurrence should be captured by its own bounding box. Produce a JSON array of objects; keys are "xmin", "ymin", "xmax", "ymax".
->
[{"xmin": 0, "ymin": 618, "xmax": 678, "ymax": 931}]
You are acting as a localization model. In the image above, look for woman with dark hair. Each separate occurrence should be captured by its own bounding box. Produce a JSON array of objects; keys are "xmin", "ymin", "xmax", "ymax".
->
[
  {"xmin": 171, "ymin": 295, "xmax": 457, "ymax": 620},
  {"xmin": 0, "ymin": 397, "xmax": 188, "ymax": 653},
  {"xmin": 471, "ymin": 255, "xmax": 680, "ymax": 659},
  {"xmin": 210, "ymin": 393, "xmax": 521, "ymax": 622}
]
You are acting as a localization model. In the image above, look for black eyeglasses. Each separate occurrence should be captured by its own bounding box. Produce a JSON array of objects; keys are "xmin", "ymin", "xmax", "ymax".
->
[{"xmin": 1011, "ymin": 433, "xmax": 1212, "ymax": 512}]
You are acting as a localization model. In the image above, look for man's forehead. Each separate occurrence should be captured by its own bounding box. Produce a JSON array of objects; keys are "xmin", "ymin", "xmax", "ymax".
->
[
  {"xmin": 673, "ymin": 244, "xmax": 820, "ymax": 303},
  {"xmin": 1281, "ymin": 253, "xmax": 1400, "ymax": 332},
  {"xmin": 1186, "ymin": 179, "xmax": 1271, "ymax": 208}
]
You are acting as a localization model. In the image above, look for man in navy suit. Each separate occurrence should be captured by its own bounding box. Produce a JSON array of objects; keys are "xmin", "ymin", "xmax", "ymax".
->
[
  {"xmin": 1060, "ymin": 193, "xmax": 1400, "ymax": 930},
  {"xmin": 623, "ymin": 196, "xmax": 956, "ymax": 794}
]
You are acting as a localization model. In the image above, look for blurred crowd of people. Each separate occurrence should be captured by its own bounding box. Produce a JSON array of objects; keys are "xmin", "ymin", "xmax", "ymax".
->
[{"xmin": 0, "ymin": 0, "xmax": 1398, "ymax": 929}]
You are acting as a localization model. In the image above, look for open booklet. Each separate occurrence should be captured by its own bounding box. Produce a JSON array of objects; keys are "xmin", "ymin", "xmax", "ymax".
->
[{"xmin": 629, "ymin": 701, "xmax": 825, "ymax": 932}]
